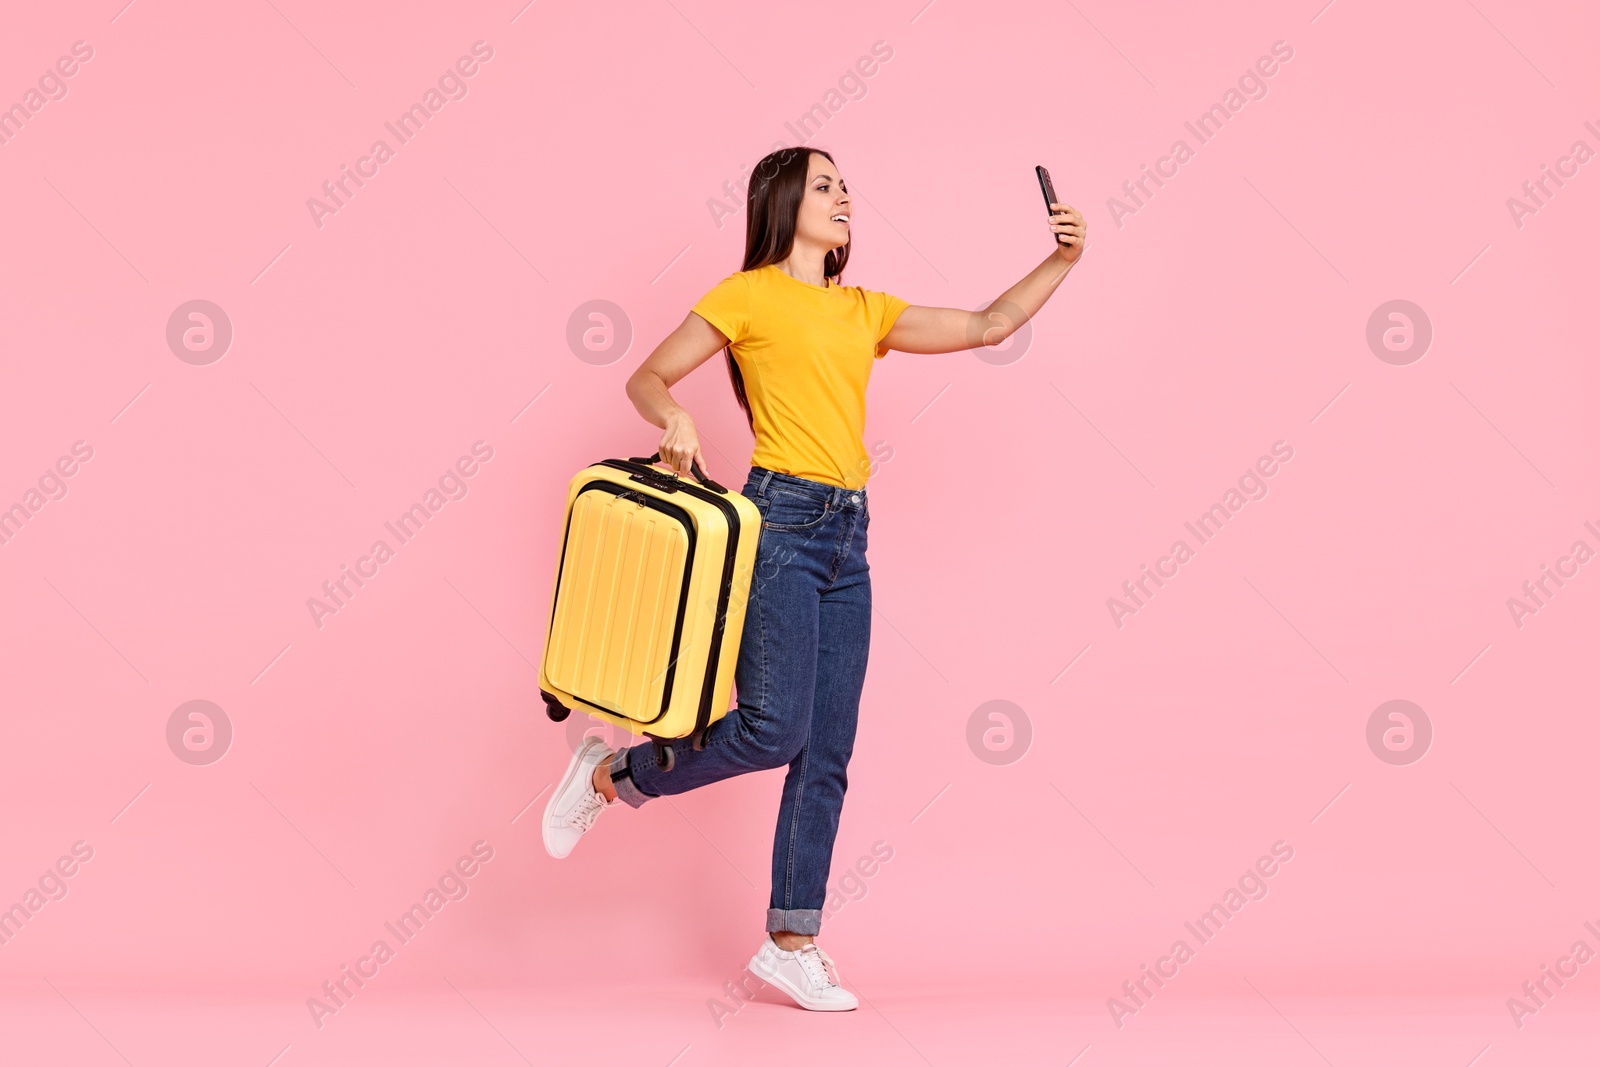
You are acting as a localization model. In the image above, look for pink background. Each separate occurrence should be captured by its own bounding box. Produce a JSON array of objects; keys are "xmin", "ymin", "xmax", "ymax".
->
[{"xmin": 2, "ymin": 0, "xmax": 1596, "ymax": 1063}]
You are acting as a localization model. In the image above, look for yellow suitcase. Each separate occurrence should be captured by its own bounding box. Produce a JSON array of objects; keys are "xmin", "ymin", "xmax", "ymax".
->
[{"xmin": 537, "ymin": 453, "xmax": 761, "ymax": 771}]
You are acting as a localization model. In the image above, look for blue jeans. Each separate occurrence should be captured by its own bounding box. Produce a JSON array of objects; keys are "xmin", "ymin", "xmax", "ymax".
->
[{"xmin": 609, "ymin": 465, "xmax": 871, "ymax": 936}]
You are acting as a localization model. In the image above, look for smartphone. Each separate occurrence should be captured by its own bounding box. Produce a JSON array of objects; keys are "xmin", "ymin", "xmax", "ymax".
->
[{"xmin": 1035, "ymin": 165, "xmax": 1059, "ymax": 218}]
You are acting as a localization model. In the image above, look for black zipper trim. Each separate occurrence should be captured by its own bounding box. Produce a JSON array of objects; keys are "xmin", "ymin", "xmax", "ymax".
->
[
  {"xmin": 545, "ymin": 479, "xmax": 696, "ymax": 726},
  {"xmin": 597, "ymin": 459, "xmax": 742, "ymax": 741}
]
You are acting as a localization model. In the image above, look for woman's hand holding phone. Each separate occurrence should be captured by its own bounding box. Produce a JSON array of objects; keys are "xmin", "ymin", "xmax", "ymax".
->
[
  {"xmin": 1047, "ymin": 201, "xmax": 1085, "ymax": 264},
  {"xmin": 1036, "ymin": 164, "xmax": 1086, "ymax": 265}
]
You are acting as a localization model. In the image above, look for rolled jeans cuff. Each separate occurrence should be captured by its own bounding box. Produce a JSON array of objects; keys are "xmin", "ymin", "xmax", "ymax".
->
[
  {"xmin": 609, "ymin": 745, "xmax": 656, "ymax": 809},
  {"xmin": 766, "ymin": 908, "xmax": 823, "ymax": 936}
]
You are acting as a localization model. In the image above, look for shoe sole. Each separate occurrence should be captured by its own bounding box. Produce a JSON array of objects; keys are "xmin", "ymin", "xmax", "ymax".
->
[
  {"xmin": 542, "ymin": 737, "xmax": 605, "ymax": 859},
  {"xmin": 748, "ymin": 953, "xmax": 858, "ymax": 1012}
]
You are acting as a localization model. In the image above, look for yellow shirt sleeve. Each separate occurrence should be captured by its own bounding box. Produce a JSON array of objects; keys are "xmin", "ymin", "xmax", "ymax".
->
[
  {"xmin": 691, "ymin": 272, "xmax": 751, "ymax": 344},
  {"xmin": 871, "ymin": 289, "xmax": 912, "ymax": 358}
]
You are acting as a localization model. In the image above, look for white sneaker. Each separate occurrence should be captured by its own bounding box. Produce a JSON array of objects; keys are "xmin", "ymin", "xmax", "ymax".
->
[
  {"xmin": 542, "ymin": 736, "xmax": 619, "ymax": 859},
  {"xmin": 748, "ymin": 935, "xmax": 858, "ymax": 1011}
]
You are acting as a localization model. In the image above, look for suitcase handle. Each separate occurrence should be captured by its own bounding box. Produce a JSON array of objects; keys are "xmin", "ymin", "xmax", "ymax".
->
[{"xmin": 629, "ymin": 453, "xmax": 727, "ymax": 495}]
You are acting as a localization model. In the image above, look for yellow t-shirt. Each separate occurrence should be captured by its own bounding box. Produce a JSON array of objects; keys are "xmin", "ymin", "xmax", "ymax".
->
[{"xmin": 691, "ymin": 264, "xmax": 910, "ymax": 491}]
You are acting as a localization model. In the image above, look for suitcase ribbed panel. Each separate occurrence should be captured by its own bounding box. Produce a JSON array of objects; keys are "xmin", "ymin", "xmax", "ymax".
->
[
  {"xmin": 547, "ymin": 490, "xmax": 687, "ymax": 722},
  {"xmin": 601, "ymin": 511, "xmax": 650, "ymax": 710},
  {"xmin": 595, "ymin": 507, "xmax": 671, "ymax": 713}
]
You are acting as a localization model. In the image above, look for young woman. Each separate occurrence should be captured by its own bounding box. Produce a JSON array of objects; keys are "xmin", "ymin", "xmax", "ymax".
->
[{"xmin": 544, "ymin": 147, "xmax": 1085, "ymax": 1011}]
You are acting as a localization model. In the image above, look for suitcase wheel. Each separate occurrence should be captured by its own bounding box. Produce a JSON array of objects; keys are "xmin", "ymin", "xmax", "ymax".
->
[
  {"xmin": 691, "ymin": 729, "xmax": 706, "ymax": 752},
  {"xmin": 540, "ymin": 691, "xmax": 571, "ymax": 722},
  {"xmin": 654, "ymin": 743, "xmax": 675, "ymax": 772}
]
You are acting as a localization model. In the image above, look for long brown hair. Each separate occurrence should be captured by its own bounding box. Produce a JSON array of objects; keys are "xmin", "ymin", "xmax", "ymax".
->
[{"xmin": 724, "ymin": 147, "xmax": 852, "ymax": 433}]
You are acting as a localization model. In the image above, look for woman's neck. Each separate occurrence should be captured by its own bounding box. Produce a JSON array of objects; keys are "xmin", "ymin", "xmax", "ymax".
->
[{"xmin": 774, "ymin": 244, "xmax": 832, "ymax": 287}]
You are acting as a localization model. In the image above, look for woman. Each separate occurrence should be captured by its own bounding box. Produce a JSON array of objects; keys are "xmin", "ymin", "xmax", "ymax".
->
[{"xmin": 543, "ymin": 147, "xmax": 1085, "ymax": 1010}]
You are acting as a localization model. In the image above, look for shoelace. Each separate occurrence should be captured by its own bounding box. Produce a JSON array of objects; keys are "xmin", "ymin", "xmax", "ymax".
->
[
  {"xmin": 563, "ymin": 788, "xmax": 608, "ymax": 832},
  {"xmin": 797, "ymin": 944, "xmax": 842, "ymax": 989}
]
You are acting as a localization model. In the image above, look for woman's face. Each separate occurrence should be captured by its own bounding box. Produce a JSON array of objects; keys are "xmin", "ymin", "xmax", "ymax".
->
[{"xmin": 794, "ymin": 152, "xmax": 851, "ymax": 253}]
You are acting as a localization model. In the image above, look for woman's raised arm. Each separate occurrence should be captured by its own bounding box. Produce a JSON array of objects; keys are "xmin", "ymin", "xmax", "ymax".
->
[{"xmin": 881, "ymin": 200, "xmax": 1086, "ymax": 355}]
